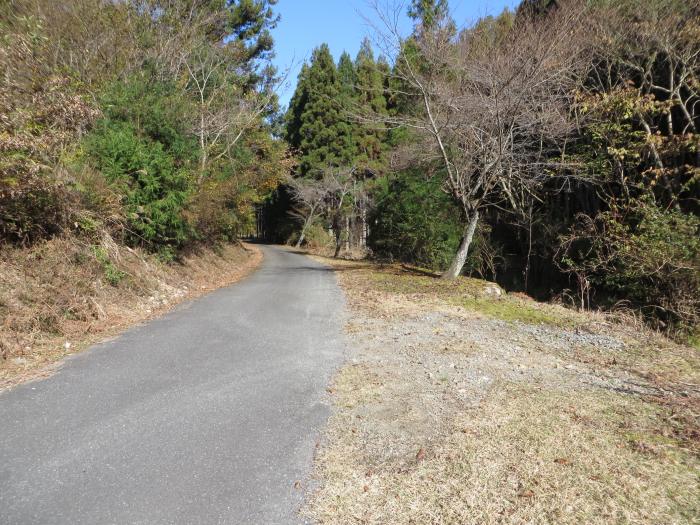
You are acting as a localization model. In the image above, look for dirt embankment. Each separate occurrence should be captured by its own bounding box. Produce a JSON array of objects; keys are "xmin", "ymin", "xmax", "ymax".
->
[
  {"xmin": 305, "ymin": 256, "xmax": 699, "ymax": 525},
  {"xmin": 0, "ymin": 238, "xmax": 262, "ymax": 390}
]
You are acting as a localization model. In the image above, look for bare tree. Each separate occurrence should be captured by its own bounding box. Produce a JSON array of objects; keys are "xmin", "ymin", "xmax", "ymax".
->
[
  {"xmin": 287, "ymin": 176, "xmax": 330, "ymax": 248},
  {"xmin": 288, "ymin": 166, "xmax": 370, "ymax": 255},
  {"xmin": 321, "ymin": 168, "xmax": 356, "ymax": 257},
  {"xmin": 183, "ymin": 44, "xmax": 282, "ymax": 183},
  {"xmin": 350, "ymin": 178, "xmax": 371, "ymax": 250},
  {"xmin": 131, "ymin": 1, "xmax": 287, "ymax": 185},
  {"xmin": 585, "ymin": 1, "xmax": 700, "ymax": 175},
  {"xmin": 371, "ymin": 2, "xmax": 590, "ymax": 278}
]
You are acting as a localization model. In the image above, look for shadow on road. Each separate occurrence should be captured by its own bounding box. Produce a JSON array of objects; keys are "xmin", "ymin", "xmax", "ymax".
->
[{"xmin": 283, "ymin": 264, "xmax": 367, "ymax": 273}]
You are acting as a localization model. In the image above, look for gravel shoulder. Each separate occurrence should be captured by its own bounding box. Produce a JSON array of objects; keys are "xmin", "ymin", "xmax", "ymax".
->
[{"xmin": 304, "ymin": 257, "xmax": 699, "ymax": 524}]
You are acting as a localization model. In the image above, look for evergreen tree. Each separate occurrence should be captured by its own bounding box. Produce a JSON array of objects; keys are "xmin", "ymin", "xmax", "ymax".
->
[
  {"xmin": 337, "ymin": 51, "xmax": 357, "ymax": 96},
  {"xmin": 408, "ymin": 0, "xmax": 451, "ymax": 32},
  {"xmin": 335, "ymin": 51, "xmax": 360, "ymax": 167},
  {"xmin": 285, "ymin": 63, "xmax": 310, "ymax": 150},
  {"xmin": 353, "ymin": 39, "xmax": 388, "ymax": 174},
  {"xmin": 285, "ymin": 44, "xmax": 354, "ymax": 177},
  {"xmin": 185, "ymin": 0, "xmax": 279, "ymax": 56},
  {"xmin": 227, "ymin": 0, "xmax": 279, "ymax": 61}
]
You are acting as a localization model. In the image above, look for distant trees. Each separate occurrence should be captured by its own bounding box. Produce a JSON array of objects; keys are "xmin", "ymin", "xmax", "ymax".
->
[
  {"xmin": 287, "ymin": 176, "xmax": 329, "ymax": 248},
  {"xmin": 284, "ymin": 39, "xmax": 389, "ymax": 254},
  {"xmin": 277, "ymin": 0, "xmax": 699, "ymax": 336},
  {"xmin": 353, "ymin": 39, "xmax": 390, "ymax": 175},
  {"xmin": 285, "ymin": 44, "xmax": 354, "ymax": 176}
]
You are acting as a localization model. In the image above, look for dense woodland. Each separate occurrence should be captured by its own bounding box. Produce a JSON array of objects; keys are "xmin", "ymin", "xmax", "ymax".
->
[
  {"xmin": 267, "ymin": 0, "xmax": 700, "ymax": 340},
  {"xmin": 1, "ymin": 0, "xmax": 286, "ymax": 257},
  {"xmin": 1, "ymin": 0, "xmax": 699, "ymax": 340}
]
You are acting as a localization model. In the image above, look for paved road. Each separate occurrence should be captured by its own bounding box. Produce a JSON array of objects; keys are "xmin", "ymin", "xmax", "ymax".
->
[{"xmin": 0, "ymin": 246, "xmax": 345, "ymax": 524}]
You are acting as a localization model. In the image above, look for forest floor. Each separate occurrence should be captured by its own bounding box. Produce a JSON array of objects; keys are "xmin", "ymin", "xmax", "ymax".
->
[
  {"xmin": 0, "ymin": 239, "xmax": 262, "ymax": 390},
  {"xmin": 304, "ymin": 255, "xmax": 700, "ymax": 524}
]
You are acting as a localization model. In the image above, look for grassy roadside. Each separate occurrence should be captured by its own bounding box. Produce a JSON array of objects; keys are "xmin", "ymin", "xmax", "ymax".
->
[
  {"xmin": 0, "ymin": 239, "xmax": 262, "ymax": 390},
  {"xmin": 304, "ymin": 256, "xmax": 699, "ymax": 524}
]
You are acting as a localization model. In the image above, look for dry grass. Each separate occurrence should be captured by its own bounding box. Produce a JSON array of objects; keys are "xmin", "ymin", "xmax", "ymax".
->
[
  {"xmin": 0, "ymin": 236, "xmax": 262, "ymax": 389},
  {"xmin": 313, "ymin": 383, "xmax": 698, "ymax": 524},
  {"xmin": 366, "ymin": 268, "xmax": 583, "ymax": 327},
  {"xmin": 304, "ymin": 255, "xmax": 700, "ymax": 524}
]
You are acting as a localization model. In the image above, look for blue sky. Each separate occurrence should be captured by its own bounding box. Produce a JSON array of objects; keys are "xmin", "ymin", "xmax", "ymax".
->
[{"xmin": 270, "ymin": 0, "xmax": 520, "ymax": 108}]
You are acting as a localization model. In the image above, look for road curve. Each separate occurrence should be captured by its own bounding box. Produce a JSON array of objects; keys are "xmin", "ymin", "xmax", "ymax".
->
[{"xmin": 0, "ymin": 246, "xmax": 345, "ymax": 525}]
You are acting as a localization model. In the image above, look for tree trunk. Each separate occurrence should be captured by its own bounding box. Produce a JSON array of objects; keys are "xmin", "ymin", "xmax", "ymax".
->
[
  {"xmin": 295, "ymin": 217, "xmax": 311, "ymax": 248},
  {"xmin": 334, "ymin": 231, "xmax": 342, "ymax": 257},
  {"xmin": 295, "ymin": 204, "xmax": 318, "ymax": 248},
  {"xmin": 344, "ymin": 216, "xmax": 350, "ymax": 252},
  {"xmin": 442, "ymin": 210, "xmax": 479, "ymax": 279},
  {"xmin": 333, "ymin": 216, "xmax": 342, "ymax": 258},
  {"xmin": 295, "ymin": 229, "xmax": 306, "ymax": 248},
  {"xmin": 360, "ymin": 203, "xmax": 367, "ymax": 248}
]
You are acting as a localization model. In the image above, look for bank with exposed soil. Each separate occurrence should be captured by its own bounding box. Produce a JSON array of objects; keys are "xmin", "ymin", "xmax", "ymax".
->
[{"xmin": 0, "ymin": 240, "xmax": 262, "ymax": 390}]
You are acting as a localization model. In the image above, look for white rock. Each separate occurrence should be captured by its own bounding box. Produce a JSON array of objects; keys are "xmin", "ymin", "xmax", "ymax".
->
[{"xmin": 482, "ymin": 284, "xmax": 503, "ymax": 297}]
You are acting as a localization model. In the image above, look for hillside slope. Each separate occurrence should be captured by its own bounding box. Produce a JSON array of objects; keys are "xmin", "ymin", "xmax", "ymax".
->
[{"xmin": 1, "ymin": 240, "xmax": 261, "ymax": 389}]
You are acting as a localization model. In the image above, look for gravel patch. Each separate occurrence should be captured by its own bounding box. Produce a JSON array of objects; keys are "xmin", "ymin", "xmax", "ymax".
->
[{"xmin": 302, "ymin": 257, "xmax": 700, "ymax": 524}]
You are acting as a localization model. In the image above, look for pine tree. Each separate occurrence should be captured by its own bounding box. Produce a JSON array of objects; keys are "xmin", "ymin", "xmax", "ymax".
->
[
  {"xmin": 335, "ymin": 51, "xmax": 360, "ymax": 168},
  {"xmin": 194, "ymin": 0, "xmax": 279, "ymax": 58},
  {"xmin": 408, "ymin": 0, "xmax": 450, "ymax": 32},
  {"xmin": 285, "ymin": 44, "xmax": 354, "ymax": 177},
  {"xmin": 353, "ymin": 38, "xmax": 388, "ymax": 174}
]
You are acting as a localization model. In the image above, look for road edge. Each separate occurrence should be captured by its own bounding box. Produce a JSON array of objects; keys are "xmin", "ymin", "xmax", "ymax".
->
[{"xmin": 0, "ymin": 243, "xmax": 264, "ymax": 392}]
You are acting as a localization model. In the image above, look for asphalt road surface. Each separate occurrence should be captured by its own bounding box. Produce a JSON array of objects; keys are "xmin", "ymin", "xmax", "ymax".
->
[{"xmin": 0, "ymin": 245, "xmax": 345, "ymax": 524}]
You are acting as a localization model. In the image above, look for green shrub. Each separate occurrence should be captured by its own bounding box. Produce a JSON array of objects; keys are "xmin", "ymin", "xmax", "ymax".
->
[
  {"xmin": 98, "ymin": 75, "xmax": 197, "ymax": 162},
  {"xmin": 82, "ymin": 76, "xmax": 197, "ymax": 252},
  {"xmin": 84, "ymin": 120, "xmax": 192, "ymax": 250},
  {"xmin": 92, "ymin": 246, "xmax": 126, "ymax": 286},
  {"xmin": 369, "ymin": 171, "xmax": 461, "ymax": 269},
  {"xmin": 560, "ymin": 199, "xmax": 700, "ymax": 333},
  {"xmin": 298, "ymin": 221, "xmax": 334, "ymax": 250},
  {"xmin": 369, "ymin": 171, "xmax": 495, "ymax": 274}
]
